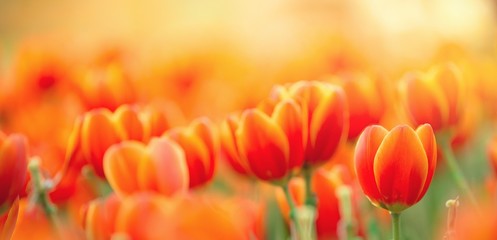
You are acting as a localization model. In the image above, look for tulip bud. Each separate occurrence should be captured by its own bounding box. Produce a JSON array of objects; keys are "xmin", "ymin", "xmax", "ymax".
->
[
  {"xmin": 164, "ymin": 118, "xmax": 217, "ymax": 188},
  {"xmin": 401, "ymin": 64, "xmax": 465, "ymax": 131},
  {"xmin": 354, "ymin": 124, "xmax": 437, "ymax": 213}
]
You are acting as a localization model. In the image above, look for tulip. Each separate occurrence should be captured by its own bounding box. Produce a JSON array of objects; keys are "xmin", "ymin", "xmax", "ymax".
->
[
  {"xmin": 273, "ymin": 81, "xmax": 349, "ymax": 166},
  {"xmin": 400, "ymin": 63, "xmax": 465, "ymax": 132},
  {"xmin": 103, "ymin": 137, "xmax": 189, "ymax": 197},
  {"xmin": 74, "ymin": 63, "xmax": 136, "ymax": 111},
  {"xmin": 234, "ymin": 98, "xmax": 304, "ymax": 183},
  {"xmin": 355, "ymin": 124, "xmax": 436, "ymax": 212},
  {"xmin": 164, "ymin": 117, "xmax": 218, "ymax": 188},
  {"xmin": 329, "ymin": 72, "xmax": 384, "ymax": 139},
  {"xmin": 355, "ymin": 124, "xmax": 436, "ymax": 240},
  {"xmin": 0, "ymin": 133, "xmax": 28, "ymax": 216}
]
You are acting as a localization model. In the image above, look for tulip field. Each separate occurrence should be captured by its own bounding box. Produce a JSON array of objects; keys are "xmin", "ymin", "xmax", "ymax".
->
[{"xmin": 1, "ymin": 1, "xmax": 497, "ymax": 240}]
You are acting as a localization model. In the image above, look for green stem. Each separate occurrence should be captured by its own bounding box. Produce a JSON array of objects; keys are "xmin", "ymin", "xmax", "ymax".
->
[
  {"xmin": 283, "ymin": 184, "xmax": 303, "ymax": 240},
  {"xmin": 336, "ymin": 186, "xmax": 360, "ymax": 240},
  {"xmin": 438, "ymin": 135, "xmax": 480, "ymax": 212},
  {"xmin": 28, "ymin": 158, "xmax": 65, "ymax": 240},
  {"xmin": 28, "ymin": 159, "xmax": 56, "ymax": 218},
  {"xmin": 390, "ymin": 212, "xmax": 401, "ymax": 240},
  {"xmin": 303, "ymin": 164, "xmax": 316, "ymax": 207}
]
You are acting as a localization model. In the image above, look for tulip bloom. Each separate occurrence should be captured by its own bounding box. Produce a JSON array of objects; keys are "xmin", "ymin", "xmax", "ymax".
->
[
  {"xmin": 103, "ymin": 138, "xmax": 189, "ymax": 197},
  {"xmin": 401, "ymin": 64, "xmax": 465, "ymax": 131},
  {"xmin": 330, "ymin": 73, "xmax": 384, "ymax": 139},
  {"xmin": 271, "ymin": 81, "xmax": 348, "ymax": 166},
  {"xmin": 234, "ymin": 98, "xmax": 304, "ymax": 183},
  {"xmin": 0, "ymin": 133, "xmax": 28, "ymax": 215},
  {"xmin": 354, "ymin": 124, "xmax": 436, "ymax": 213},
  {"xmin": 74, "ymin": 63, "xmax": 136, "ymax": 111},
  {"xmin": 163, "ymin": 118, "xmax": 218, "ymax": 188}
]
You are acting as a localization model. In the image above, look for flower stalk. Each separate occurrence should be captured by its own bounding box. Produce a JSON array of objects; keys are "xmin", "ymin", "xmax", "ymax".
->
[{"xmin": 390, "ymin": 212, "xmax": 401, "ymax": 240}]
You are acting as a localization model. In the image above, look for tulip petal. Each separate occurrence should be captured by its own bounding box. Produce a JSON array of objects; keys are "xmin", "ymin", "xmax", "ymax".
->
[
  {"xmin": 272, "ymin": 99, "xmax": 304, "ymax": 169},
  {"xmin": 236, "ymin": 109, "xmax": 289, "ymax": 181},
  {"xmin": 308, "ymin": 87, "xmax": 348, "ymax": 163},
  {"xmin": 0, "ymin": 135, "xmax": 28, "ymax": 215},
  {"xmin": 374, "ymin": 125, "xmax": 428, "ymax": 209},
  {"xmin": 354, "ymin": 125, "xmax": 387, "ymax": 206},
  {"xmin": 402, "ymin": 73, "xmax": 448, "ymax": 130},
  {"xmin": 415, "ymin": 124, "xmax": 437, "ymax": 201},
  {"xmin": 166, "ymin": 128, "xmax": 211, "ymax": 188},
  {"xmin": 113, "ymin": 105, "xmax": 144, "ymax": 141},
  {"xmin": 0, "ymin": 197, "xmax": 19, "ymax": 240},
  {"xmin": 142, "ymin": 138, "xmax": 189, "ymax": 196},
  {"xmin": 82, "ymin": 109, "xmax": 123, "ymax": 178},
  {"xmin": 220, "ymin": 115, "xmax": 248, "ymax": 174},
  {"xmin": 191, "ymin": 118, "xmax": 217, "ymax": 184},
  {"xmin": 103, "ymin": 141, "xmax": 146, "ymax": 196},
  {"xmin": 432, "ymin": 64, "xmax": 463, "ymax": 125}
]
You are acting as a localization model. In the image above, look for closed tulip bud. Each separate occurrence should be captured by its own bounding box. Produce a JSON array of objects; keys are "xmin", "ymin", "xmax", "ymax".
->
[
  {"xmin": 164, "ymin": 118, "xmax": 217, "ymax": 188},
  {"xmin": 235, "ymin": 98, "xmax": 304, "ymax": 183},
  {"xmin": 103, "ymin": 138, "xmax": 189, "ymax": 197},
  {"xmin": 283, "ymin": 81, "xmax": 349, "ymax": 166},
  {"xmin": 354, "ymin": 124, "xmax": 437, "ymax": 213},
  {"xmin": 400, "ymin": 64, "xmax": 465, "ymax": 131},
  {"xmin": 0, "ymin": 133, "xmax": 28, "ymax": 215}
]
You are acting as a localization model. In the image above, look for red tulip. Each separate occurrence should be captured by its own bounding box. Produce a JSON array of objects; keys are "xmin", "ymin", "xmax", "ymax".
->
[
  {"xmin": 354, "ymin": 124, "xmax": 437, "ymax": 212},
  {"xmin": 234, "ymin": 98, "xmax": 304, "ymax": 183},
  {"xmin": 272, "ymin": 81, "xmax": 349, "ymax": 166}
]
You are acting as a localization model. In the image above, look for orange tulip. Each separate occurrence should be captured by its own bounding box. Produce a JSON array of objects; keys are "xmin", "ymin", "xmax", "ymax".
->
[
  {"xmin": 74, "ymin": 62, "xmax": 136, "ymax": 111},
  {"xmin": 234, "ymin": 98, "xmax": 304, "ymax": 183},
  {"xmin": 0, "ymin": 133, "xmax": 28, "ymax": 215},
  {"xmin": 354, "ymin": 124, "xmax": 437, "ymax": 212},
  {"xmin": 220, "ymin": 113, "xmax": 249, "ymax": 175},
  {"xmin": 164, "ymin": 118, "xmax": 218, "ymax": 188},
  {"xmin": 329, "ymin": 72, "xmax": 384, "ymax": 139},
  {"xmin": 400, "ymin": 64, "xmax": 465, "ymax": 131},
  {"xmin": 83, "ymin": 194, "xmax": 122, "ymax": 240},
  {"xmin": 103, "ymin": 137, "xmax": 189, "ymax": 197},
  {"xmin": 272, "ymin": 81, "xmax": 348, "ymax": 166}
]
